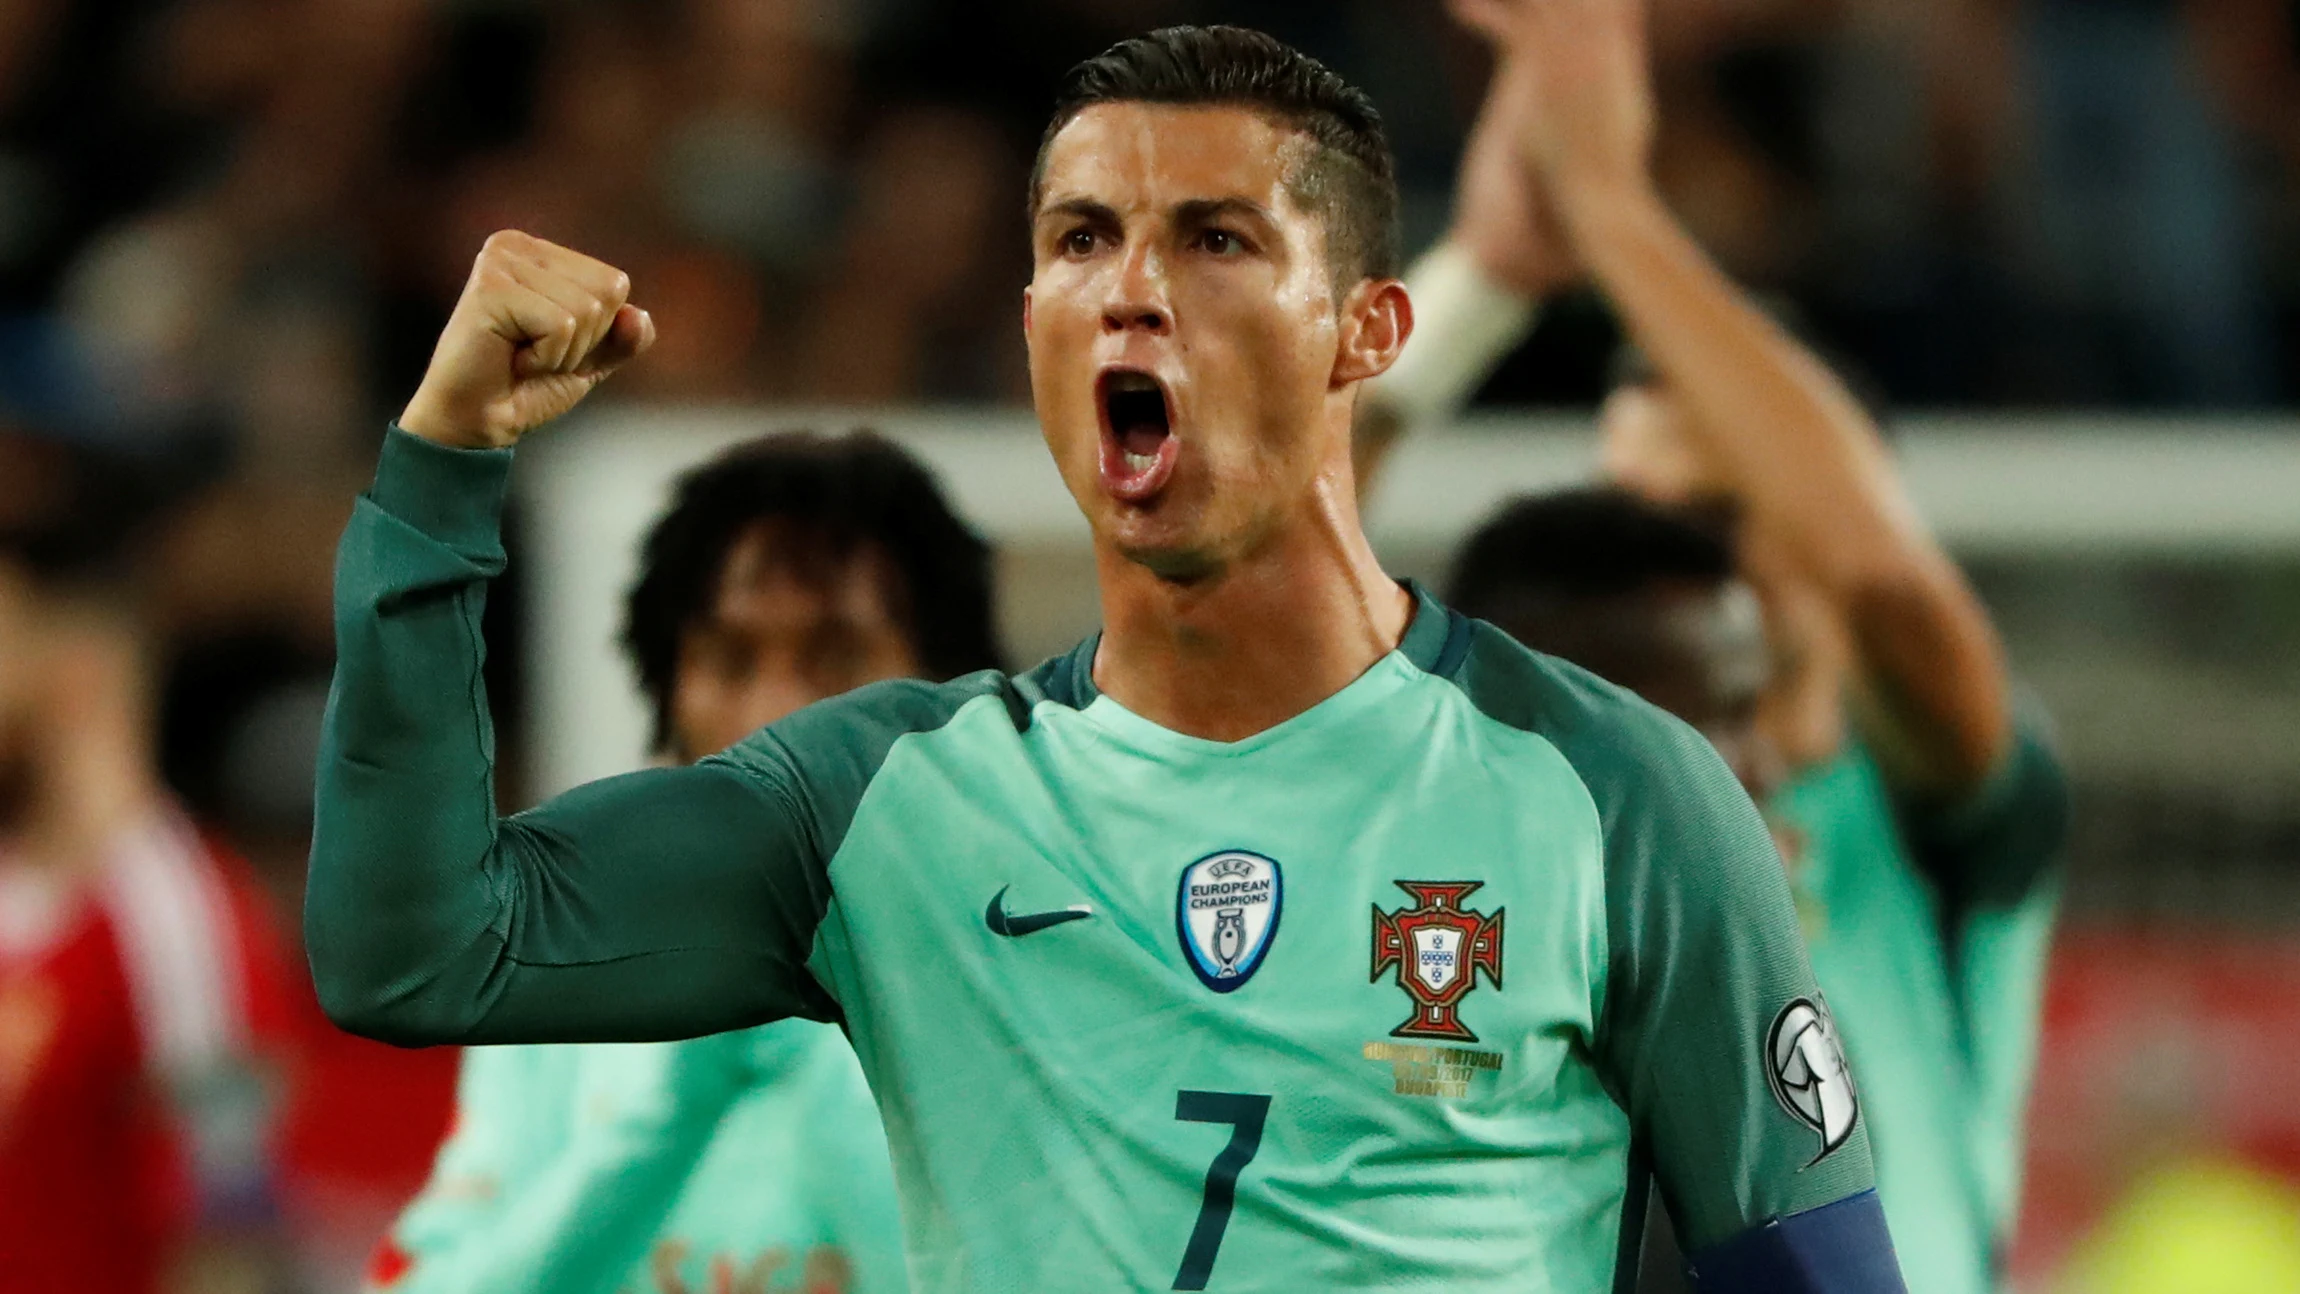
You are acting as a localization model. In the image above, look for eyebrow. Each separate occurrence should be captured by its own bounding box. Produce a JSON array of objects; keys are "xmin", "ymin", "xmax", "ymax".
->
[
  {"xmin": 1035, "ymin": 196, "xmax": 1121, "ymax": 228},
  {"xmin": 1034, "ymin": 195, "xmax": 1279, "ymax": 228},
  {"xmin": 1174, "ymin": 197, "xmax": 1276, "ymax": 227}
]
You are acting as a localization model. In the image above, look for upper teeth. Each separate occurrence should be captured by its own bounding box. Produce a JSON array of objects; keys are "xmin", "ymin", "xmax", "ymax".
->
[{"xmin": 1109, "ymin": 373, "xmax": 1159, "ymax": 394}]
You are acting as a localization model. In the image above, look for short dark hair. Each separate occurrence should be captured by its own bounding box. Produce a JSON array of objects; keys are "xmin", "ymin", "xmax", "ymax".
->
[
  {"xmin": 1032, "ymin": 25, "xmax": 1400, "ymax": 285},
  {"xmin": 621, "ymin": 431, "xmax": 1006, "ymax": 751},
  {"xmin": 1447, "ymin": 487, "xmax": 1740, "ymax": 625}
]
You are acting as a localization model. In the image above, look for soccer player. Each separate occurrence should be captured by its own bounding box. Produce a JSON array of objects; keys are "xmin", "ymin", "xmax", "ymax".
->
[
  {"xmin": 309, "ymin": 26, "xmax": 1906, "ymax": 1292},
  {"xmin": 0, "ymin": 555, "xmax": 294, "ymax": 1294},
  {"xmin": 1367, "ymin": 4, "xmax": 2069, "ymax": 1291},
  {"xmin": 1445, "ymin": 493, "xmax": 1785, "ymax": 807},
  {"xmin": 365, "ymin": 432, "xmax": 992, "ymax": 1294}
]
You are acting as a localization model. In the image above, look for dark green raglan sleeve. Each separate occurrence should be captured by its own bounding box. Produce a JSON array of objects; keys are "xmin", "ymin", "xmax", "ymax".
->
[
  {"xmin": 1573, "ymin": 698, "xmax": 1876, "ymax": 1259},
  {"xmin": 308, "ymin": 427, "xmax": 837, "ymax": 1046},
  {"xmin": 1452, "ymin": 626, "xmax": 1879, "ymax": 1253},
  {"xmin": 1579, "ymin": 694, "xmax": 1879, "ymax": 1251}
]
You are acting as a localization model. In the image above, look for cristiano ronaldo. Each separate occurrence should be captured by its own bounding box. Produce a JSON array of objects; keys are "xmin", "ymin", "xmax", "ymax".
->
[{"xmin": 309, "ymin": 25, "xmax": 1904, "ymax": 1294}]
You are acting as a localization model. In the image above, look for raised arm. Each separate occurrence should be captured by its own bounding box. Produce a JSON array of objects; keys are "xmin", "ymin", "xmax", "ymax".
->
[
  {"xmin": 1483, "ymin": 0, "xmax": 2011, "ymax": 793},
  {"xmin": 307, "ymin": 234, "xmax": 836, "ymax": 1045},
  {"xmin": 1352, "ymin": 37, "xmax": 1572, "ymax": 490}
]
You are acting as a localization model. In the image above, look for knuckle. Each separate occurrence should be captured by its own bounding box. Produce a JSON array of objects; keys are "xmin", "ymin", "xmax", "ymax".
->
[{"xmin": 607, "ymin": 270, "xmax": 632, "ymax": 299}]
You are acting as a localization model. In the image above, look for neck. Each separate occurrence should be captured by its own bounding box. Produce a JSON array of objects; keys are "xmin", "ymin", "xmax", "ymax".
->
[{"xmin": 1091, "ymin": 467, "xmax": 1411, "ymax": 743}]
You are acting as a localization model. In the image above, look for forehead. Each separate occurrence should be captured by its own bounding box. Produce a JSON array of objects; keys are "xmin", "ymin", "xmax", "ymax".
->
[
  {"xmin": 1036, "ymin": 102, "xmax": 1312, "ymax": 216},
  {"xmin": 701, "ymin": 522, "xmax": 895, "ymax": 628},
  {"xmin": 1513, "ymin": 580, "xmax": 1768, "ymax": 724}
]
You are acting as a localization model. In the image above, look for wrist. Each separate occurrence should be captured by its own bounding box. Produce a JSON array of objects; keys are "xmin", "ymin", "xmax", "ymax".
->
[
  {"xmin": 397, "ymin": 392, "xmax": 514, "ymax": 452},
  {"xmin": 1550, "ymin": 173, "xmax": 1683, "ymax": 295},
  {"xmin": 1552, "ymin": 168, "xmax": 1666, "ymax": 242},
  {"xmin": 1372, "ymin": 241, "xmax": 1541, "ymax": 430},
  {"xmin": 372, "ymin": 422, "xmax": 517, "ymax": 548},
  {"xmin": 1451, "ymin": 221, "xmax": 1558, "ymax": 300}
]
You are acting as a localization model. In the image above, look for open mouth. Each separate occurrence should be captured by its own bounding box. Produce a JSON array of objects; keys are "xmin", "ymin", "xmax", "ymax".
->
[{"xmin": 1096, "ymin": 369, "xmax": 1178, "ymax": 501}]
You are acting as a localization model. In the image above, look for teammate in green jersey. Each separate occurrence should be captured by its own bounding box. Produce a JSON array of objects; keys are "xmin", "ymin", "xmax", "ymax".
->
[
  {"xmin": 372, "ymin": 433, "xmax": 994, "ymax": 1294},
  {"xmin": 1445, "ymin": 492, "xmax": 2066, "ymax": 1294},
  {"xmin": 308, "ymin": 25, "xmax": 1905, "ymax": 1292},
  {"xmin": 1362, "ymin": 4, "xmax": 2070, "ymax": 1291}
]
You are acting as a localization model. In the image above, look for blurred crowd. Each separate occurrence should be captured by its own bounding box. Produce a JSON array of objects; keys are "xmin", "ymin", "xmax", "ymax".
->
[
  {"xmin": 0, "ymin": 0, "xmax": 2295, "ymax": 468},
  {"xmin": 0, "ymin": 1, "xmax": 2295, "ymax": 1291}
]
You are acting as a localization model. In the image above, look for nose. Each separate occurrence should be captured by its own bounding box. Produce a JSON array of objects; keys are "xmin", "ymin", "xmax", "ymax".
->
[{"xmin": 1101, "ymin": 240, "xmax": 1172, "ymax": 335}]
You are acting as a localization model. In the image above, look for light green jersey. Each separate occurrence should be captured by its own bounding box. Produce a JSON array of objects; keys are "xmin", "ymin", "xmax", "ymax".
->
[
  {"xmin": 312, "ymin": 428, "xmax": 1895, "ymax": 1292},
  {"xmin": 646, "ymin": 1025, "xmax": 907, "ymax": 1294},
  {"xmin": 1772, "ymin": 724, "xmax": 2066, "ymax": 1294},
  {"xmin": 374, "ymin": 1022, "xmax": 905, "ymax": 1294},
  {"xmin": 384, "ymin": 1044, "xmax": 585, "ymax": 1276}
]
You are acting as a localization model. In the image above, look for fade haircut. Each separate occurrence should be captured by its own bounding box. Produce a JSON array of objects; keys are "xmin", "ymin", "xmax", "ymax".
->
[
  {"xmin": 1447, "ymin": 487, "xmax": 1741, "ymax": 631},
  {"xmin": 622, "ymin": 431, "xmax": 1007, "ymax": 752},
  {"xmin": 1032, "ymin": 25, "xmax": 1401, "ymax": 287}
]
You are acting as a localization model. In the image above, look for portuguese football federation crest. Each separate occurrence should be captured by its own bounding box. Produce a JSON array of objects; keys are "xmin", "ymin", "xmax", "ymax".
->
[{"xmin": 1371, "ymin": 881, "xmax": 1505, "ymax": 1041}]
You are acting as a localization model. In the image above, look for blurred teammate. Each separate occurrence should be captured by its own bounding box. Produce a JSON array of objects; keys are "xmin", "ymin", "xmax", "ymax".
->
[
  {"xmin": 309, "ymin": 26, "xmax": 1904, "ymax": 1291},
  {"xmin": 0, "ymin": 554, "xmax": 293, "ymax": 1294},
  {"xmin": 1366, "ymin": 3, "xmax": 2069, "ymax": 1291},
  {"xmin": 368, "ymin": 432, "xmax": 993, "ymax": 1294}
]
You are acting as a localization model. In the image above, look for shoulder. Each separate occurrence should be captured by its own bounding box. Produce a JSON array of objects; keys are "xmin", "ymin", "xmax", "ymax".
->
[
  {"xmin": 1433, "ymin": 617, "xmax": 1734, "ymax": 822},
  {"xmin": 699, "ymin": 668, "xmax": 1044, "ymax": 857},
  {"xmin": 769, "ymin": 672, "xmax": 1019, "ymax": 749},
  {"xmin": 710, "ymin": 671, "xmax": 1018, "ymax": 787},
  {"xmin": 1896, "ymin": 695, "xmax": 2071, "ymax": 906}
]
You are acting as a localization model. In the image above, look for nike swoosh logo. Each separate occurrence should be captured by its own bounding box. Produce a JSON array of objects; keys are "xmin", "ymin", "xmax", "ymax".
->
[{"xmin": 985, "ymin": 885, "xmax": 1095, "ymax": 937}]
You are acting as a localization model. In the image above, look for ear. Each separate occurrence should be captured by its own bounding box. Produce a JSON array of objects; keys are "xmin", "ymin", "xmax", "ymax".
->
[
  {"xmin": 1331, "ymin": 277, "xmax": 1412, "ymax": 388},
  {"xmin": 1022, "ymin": 286, "xmax": 1034, "ymax": 337}
]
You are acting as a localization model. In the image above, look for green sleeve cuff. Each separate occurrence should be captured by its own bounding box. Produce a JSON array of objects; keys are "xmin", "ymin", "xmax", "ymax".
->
[{"xmin": 369, "ymin": 423, "xmax": 516, "ymax": 548}]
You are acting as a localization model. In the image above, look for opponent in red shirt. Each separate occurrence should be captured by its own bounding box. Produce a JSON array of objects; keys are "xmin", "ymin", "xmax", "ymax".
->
[{"xmin": 0, "ymin": 562, "xmax": 294, "ymax": 1294}]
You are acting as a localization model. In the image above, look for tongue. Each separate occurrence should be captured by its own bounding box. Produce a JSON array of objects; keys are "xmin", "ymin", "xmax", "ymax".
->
[{"xmin": 1118, "ymin": 424, "xmax": 1167, "ymax": 458}]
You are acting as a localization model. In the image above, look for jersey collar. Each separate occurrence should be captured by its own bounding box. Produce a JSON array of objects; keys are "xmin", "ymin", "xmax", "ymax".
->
[
  {"xmin": 1053, "ymin": 578, "xmax": 1456, "ymax": 712},
  {"xmin": 1041, "ymin": 580, "xmax": 1465, "ymax": 757}
]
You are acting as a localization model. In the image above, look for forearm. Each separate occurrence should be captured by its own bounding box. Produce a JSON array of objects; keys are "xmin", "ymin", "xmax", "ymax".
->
[
  {"xmin": 307, "ymin": 426, "xmax": 521, "ymax": 1042},
  {"xmin": 1563, "ymin": 182, "xmax": 2009, "ymax": 785},
  {"xmin": 1564, "ymin": 183, "xmax": 1915, "ymax": 585},
  {"xmin": 308, "ymin": 429, "xmax": 829, "ymax": 1046}
]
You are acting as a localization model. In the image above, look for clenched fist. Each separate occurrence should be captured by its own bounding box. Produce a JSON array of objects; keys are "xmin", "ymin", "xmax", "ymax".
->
[{"xmin": 398, "ymin": 231, "xmax": 657, "ymax": 451}]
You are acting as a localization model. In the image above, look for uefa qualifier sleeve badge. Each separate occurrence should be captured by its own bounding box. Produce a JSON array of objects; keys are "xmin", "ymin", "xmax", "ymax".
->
[{"xmin": 1764, "ymin": 996, "xmax": 1860, "ymax": 1164}]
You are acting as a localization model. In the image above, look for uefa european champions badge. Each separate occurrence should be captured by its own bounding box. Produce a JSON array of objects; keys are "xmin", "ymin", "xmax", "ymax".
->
[
  {"xmin": 1176, "ymin": 851, "xmax": 1283, "ymax": 992},
  {"xmin": 1764, "ymin": 996, "xmax": 1860, "ymax": 1165}
]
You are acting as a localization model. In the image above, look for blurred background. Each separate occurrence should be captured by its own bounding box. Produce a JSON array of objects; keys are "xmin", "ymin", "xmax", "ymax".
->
[{"xmin": 0, "ymin": 0, "xmax": 2293, "ymax": 1291}]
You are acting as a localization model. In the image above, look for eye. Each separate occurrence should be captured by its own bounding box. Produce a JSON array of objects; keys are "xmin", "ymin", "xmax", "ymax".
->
[
  {"xmin": 1060, "ymin": 227, "xmax": 1099, "ymax": 258},
  {"xmin": 1196, "ymin": 228, "xmax": 1246, "ymax": 256}
]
